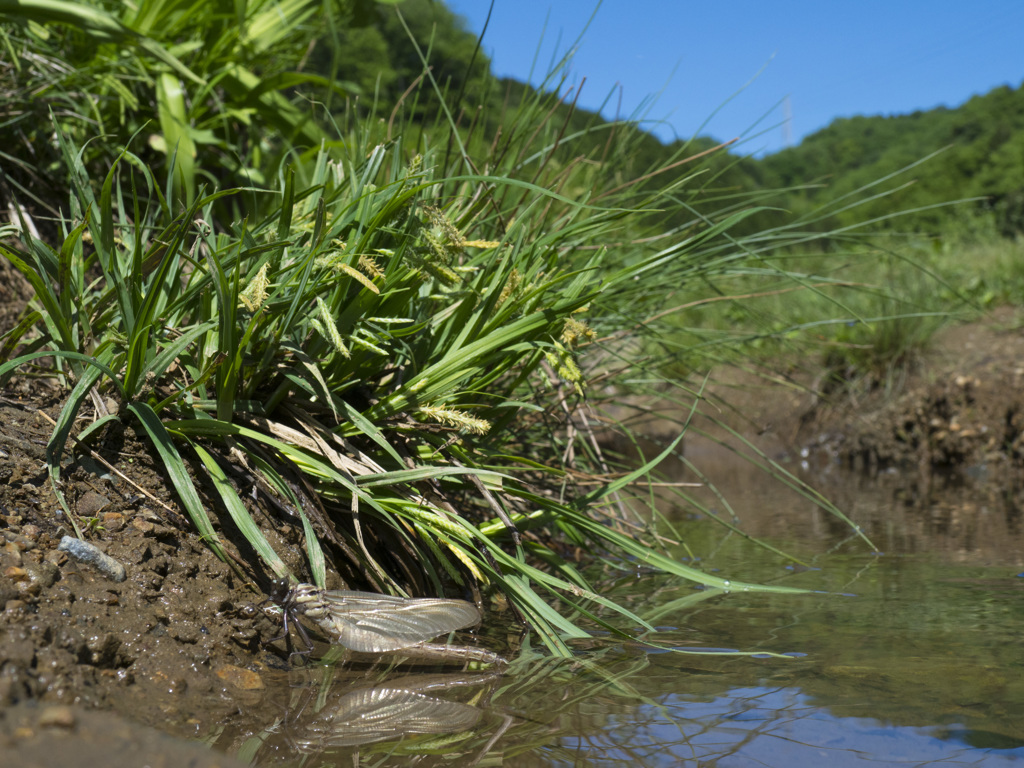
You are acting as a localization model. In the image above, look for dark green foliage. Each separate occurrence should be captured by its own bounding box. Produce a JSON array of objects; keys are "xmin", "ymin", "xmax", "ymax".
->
[{"xmin": 762, "ymin": 82, "xmax": 1024, "ymax": 235}]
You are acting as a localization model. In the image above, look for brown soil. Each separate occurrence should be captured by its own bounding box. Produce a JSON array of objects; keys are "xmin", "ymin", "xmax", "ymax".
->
[
  {"xmin": 0, "ymin": 393, "xmax": 286, "ymax": 763},
  {"xmin": 3, "ymin": 260, "xmax": 1024, "ymax": 762},
  {"xmin": 740, "ymin": 304, "xmax": 1024, "ymax": 477},
  {"xmin": 608, "ymin": 305, "xmax": 1024, "ymax": 486}
]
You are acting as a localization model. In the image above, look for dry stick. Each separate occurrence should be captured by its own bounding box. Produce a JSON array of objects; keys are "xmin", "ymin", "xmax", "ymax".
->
[{"xmin": 539, "ymin": 359, "xmax": 633, "ymax": 534}]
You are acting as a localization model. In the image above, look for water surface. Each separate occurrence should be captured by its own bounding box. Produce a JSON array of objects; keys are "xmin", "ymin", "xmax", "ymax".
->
[{"xmin": 221, "ymin": 448, "xmax": 1024, "ymax": 767}]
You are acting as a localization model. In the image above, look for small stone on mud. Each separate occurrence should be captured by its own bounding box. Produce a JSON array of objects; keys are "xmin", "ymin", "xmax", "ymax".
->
[
  {"xmin": 0, "ymin": 579, "xmax": 19, "ymax": 604},
  {"xmin": 131, "ymin": 518, "xmax": 154, "ymax": 534},
  {"xmin": 215, "ymin": 664, "xmax": 264, "ymax": 690},
  {"xmin": 76, "ymin": 491, "xmax": 111, "ymax": 517},
  {"xmin": 17, "ymin": 580, "xmax": 41, "ymax": 597},
  {"xmin": 2, "ymin": 542, "xmax": 23, "ymax": 566},
  {"xmin": 4, "ymin": 565, "xmax": 28, "ymax": 581},
  {"xmin": 26, "ymin": 560, "xmax": 59, "ymax": 589},
  {"xmin": 3, "ymin": 532, "xmax": 36, "ymax": 551},
  {"xmin": 102, "ymin": 512, "xmax": 125, "ymax": 531},
  {"xmin": 37, "ymin": 705, "xmax": 76, "ymax": 729},
  {"xmin": 45, "ymin": 549, "xmax": 66, "ymax": 567},
  {"xmin": 57, "ymin": 536, "xmax": 127, "ymax": 582}
]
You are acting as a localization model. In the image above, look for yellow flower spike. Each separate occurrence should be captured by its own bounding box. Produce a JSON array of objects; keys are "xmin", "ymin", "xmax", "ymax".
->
[
  {"xmin": 418, "ymin": 405, "xmax": 491, "ymax": 435},
  {"xmin": 545, "ymin": 343, "xmax": 586, "ymax": 396},
  {"xmin": 445, "ymin": 541, "xmax": 486, "ymax": 584},
  {"xmin": 340, "ymin": 264, "xmax": 379, "ymax": 294},
  {"xmin": 239, "ymin": 263, "xmax": 270, "ymax": 311},
  {"xmin": 561, "ymin": 317, "xmax": 596, "ymax": 346},
  {"xmin": 357, "ymin": 255, "xmax": 383, "ymax": 279},
  {"xmin": 495, "ymin": 269, "xmax": 522, "ymax": 310},
  {"xmin": 314, "ymin": 297, "xmax": 350, "ymax": 358}
]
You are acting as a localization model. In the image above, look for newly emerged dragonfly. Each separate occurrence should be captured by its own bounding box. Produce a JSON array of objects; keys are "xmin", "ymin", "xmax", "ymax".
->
[{"xmin": 268, "ymin": 579, "xmax": 507, "ymax": 666}]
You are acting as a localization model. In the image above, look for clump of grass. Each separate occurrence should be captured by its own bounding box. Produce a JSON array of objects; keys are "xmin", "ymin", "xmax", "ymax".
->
[
  {"xmin": 0, "ymin": 0, "xmax": 895, "ymax": 658},
  {"xmin": 0, "ymin": 133, "xmax": 820, "ymax": 655}
]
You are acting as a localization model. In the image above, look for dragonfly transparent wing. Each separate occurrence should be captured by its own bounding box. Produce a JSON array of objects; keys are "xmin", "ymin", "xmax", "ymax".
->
[{"xmin": 321, "ymin": 590, "xmax": 482, "ymax": 653}]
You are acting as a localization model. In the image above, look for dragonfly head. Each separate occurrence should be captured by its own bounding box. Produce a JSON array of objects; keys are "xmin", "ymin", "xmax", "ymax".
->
[{"xmin": 268, "ymin": 577, "xmax": 294, "ymax": 606}]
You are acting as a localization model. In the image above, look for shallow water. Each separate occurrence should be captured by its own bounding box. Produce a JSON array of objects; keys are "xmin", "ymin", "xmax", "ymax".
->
[{"xmin": 218, "ymin": 448, "xmax": 1024, "ymax": 767}]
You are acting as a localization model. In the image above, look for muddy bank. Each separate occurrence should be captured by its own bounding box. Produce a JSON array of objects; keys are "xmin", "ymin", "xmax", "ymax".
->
[
  {"xmin": 799, "ymin": 305, "xmax": 1024, "ymax": 476},
  {"xmin": 0, "ymin": 395, "xmax": 280, "ymax": 737},
  {"xmin": 625, "ymin": 306, "xmax": 1024, "ymax": 481},
  {"xmin": 0, "ymin": 392, "xmax": 512, "ymax": 763}
]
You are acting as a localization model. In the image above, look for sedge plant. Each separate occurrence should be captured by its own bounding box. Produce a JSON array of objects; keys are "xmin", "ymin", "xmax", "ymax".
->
[
  {"xmin": 0, "ymin": 1, "xmax": 901, "ymax": 657},
  {"xmin": 0, "ymin": 124, "xmax": 827, "ymax": 656}
]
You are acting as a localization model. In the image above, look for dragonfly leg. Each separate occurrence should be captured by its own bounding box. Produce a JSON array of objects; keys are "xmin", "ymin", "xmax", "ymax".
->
[{"xmin": 266, "ymin": 608, "xmax": 317, "ymax": 664}]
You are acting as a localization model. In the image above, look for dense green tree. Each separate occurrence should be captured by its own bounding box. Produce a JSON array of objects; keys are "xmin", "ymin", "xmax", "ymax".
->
[
  {"xmin": 308, "ymin": 0, "xmax": 491, "ymax": 119},
  {"xmin": 761, "ymin": 82, "xmax": 1024, "ymax": 235}
]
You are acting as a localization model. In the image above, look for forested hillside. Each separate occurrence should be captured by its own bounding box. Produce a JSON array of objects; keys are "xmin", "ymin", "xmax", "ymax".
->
[
  {"xmin": 334, "ymin": 0, "xmax": 1024, "ymax": 239},
  {"xmin": 761, "ymin": 84, "xmax": 1024, "ymax": 235}
]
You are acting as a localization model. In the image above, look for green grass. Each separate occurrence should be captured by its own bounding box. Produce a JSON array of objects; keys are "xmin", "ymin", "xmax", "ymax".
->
[{"xmin": 0, "ymin": 0, "xmax": 926, "ymax": 659}]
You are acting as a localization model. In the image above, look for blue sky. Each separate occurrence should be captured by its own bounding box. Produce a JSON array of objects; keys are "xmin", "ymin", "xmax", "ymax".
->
[{"xmin": 444, "ymin": 0, "xmax": 1024, "ymax": 155}]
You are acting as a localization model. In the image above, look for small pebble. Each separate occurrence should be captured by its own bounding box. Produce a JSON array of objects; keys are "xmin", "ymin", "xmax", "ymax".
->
[
  {"xmin": 26, "ymin": 561, "xmax": 59, "ymax": 589},
  {"xmin": 37, "ymin": 705, "xmax": 76, "ymax": 729},
  {"xmin": 57, "ymin": 536, "xmax": 127, "ymax": 583},
  {"xmin": 102, "ymin": 512, "xmax": 125, "ymax": 532},
  {"xmin": 3, "ymin": 543, "xmax": 23, "ymax": 566},
  {"xmin": 77, "ymin": 491, "xmax": 111, "ymax": 517},
  {"xmin": 3, "ymin": 532, "xmax": 36, "ymax": 551},
  {"xmin": 131, "ymin": 519, "xmax": 154, "ymax": 534},
  {"xmin": 45, "ymin": 550, "xmax": 66, "ymax": 567},
  {"xmin": 215, "ymin": 665, "xmax": 264, "ymax": 690}
]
